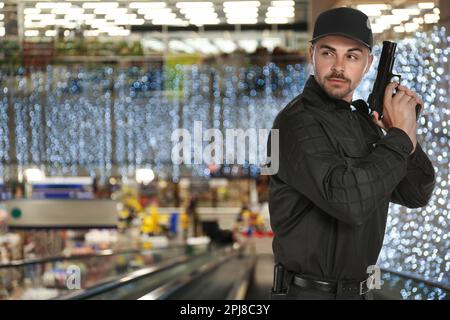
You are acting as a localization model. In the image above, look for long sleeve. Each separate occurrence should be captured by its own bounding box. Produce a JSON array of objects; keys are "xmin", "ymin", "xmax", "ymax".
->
[
  {"xmin": 275, "ymin": 113, "xmax": 414, "ymax": 227},
  {"xmin": 390, "ymin": 142, "xmax": 436, "ymax": 208}
]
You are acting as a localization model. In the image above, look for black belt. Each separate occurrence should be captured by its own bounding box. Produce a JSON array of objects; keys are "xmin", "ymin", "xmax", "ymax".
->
[{"xmin": 293, "ymin": 275, "xmax": 373, "ymax": 295}]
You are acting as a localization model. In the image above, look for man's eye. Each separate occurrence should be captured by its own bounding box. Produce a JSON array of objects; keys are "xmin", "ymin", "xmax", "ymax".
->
[
  {"xmin": 348, "ymin": 55, "xmax": 358, "ymax": 60},
  {"xmin": 322, "ymin": 51, "xmax": 333, "ymax": 56}
]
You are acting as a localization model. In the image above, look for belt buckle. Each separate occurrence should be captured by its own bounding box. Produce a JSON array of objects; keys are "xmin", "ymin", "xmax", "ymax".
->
[{"xmin": 359, "ymin": 275, "xmax": 374, "ymax": 295}]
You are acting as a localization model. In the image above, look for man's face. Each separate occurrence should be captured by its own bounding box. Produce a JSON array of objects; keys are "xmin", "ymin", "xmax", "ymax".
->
[{"xmin": 309, "ymin": 35, "xmax": 373, "ymax": 102}]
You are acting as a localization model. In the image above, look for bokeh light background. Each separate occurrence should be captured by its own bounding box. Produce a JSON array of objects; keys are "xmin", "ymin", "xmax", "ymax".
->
[{"xmin": 0, "ymin": 27, "xmax": 448, "ymax": 297}]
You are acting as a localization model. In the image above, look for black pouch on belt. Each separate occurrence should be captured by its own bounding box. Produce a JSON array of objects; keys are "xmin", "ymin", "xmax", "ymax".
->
[{"xmin": 271, "ymin": 262, "xmax": 287, "ymax": 297}]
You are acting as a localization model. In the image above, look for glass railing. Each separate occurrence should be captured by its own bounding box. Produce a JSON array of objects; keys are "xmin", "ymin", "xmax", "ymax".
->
[{"xmin": 0, "ymin": 244, "xmax": 209, "ymax": 300}]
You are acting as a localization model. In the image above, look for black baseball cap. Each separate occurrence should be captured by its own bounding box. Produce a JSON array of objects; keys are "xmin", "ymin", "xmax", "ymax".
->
[{"xmin": 311, "ymin": 7, "xmax": 373, "ymax": 50}]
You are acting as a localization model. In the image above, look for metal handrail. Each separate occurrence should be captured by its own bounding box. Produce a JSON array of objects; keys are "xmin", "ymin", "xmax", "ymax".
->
[
  {"xmin": 0, "ymin": 244, "xmax": 187, "ymax": 269},
  {"xmin": 380, "ymin": 267, "xmax": 450, "ymax": 292},
  {"xmin": 138, "ymin": 246, "xmax": 236, "ymax": 300},
  {"xmin": 57, "ymin": 251, "xmax": 206, "ymax": 300},
  {"xmin": 226, "ymin": 255, "xmax": 257, "ymax": 300}
]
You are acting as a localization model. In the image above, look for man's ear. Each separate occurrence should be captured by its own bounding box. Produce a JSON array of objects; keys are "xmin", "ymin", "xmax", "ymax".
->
[
  {"xmin": 365, "ymin": 54, "xmax": 374, "ymax": 74},
  {"xmin": 309, "ymin": 45, "xmax": 314, "ymax": 65}
]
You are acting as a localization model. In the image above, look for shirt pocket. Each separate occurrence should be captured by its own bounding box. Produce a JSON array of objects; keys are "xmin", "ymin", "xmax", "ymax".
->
[{"xmin": 335, "ymin": 136, "xmax": 369, "ymax": 158}]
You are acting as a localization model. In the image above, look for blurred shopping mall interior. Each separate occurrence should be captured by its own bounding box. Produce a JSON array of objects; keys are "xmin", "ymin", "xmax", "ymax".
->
[{"xmin": 0, "ymin": 0, "xmax": 448, "ymax": 300}]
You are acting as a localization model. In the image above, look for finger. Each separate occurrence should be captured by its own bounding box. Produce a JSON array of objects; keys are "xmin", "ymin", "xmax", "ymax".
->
[
  {"xmin": 416, "ymin": 95, "xmax": 424, "ymax": 107},
  {"xmin": 384, "ymin": 82, "xmax": 398, "ymax": 106},
  {"xmin": 397, "ymin": 86, "xmax": 422, "ymax": 105},
  {"xmin": 400, "ymin": 94, "xmax": 415, "ymax": 106},
  {"xmin": 371, "ymin": 111, "xmax": 387, "ymax": 130},
  {"xmin": 396, "ymin": 86, "xmax": 418, "ymax": 102},
  {"xmin": 396, "ymin": 85, "xmax": 410, "ymax": 93},
  {"xmin": 392, "ymin": 90, "xmax": 406, "ymax": 103}
]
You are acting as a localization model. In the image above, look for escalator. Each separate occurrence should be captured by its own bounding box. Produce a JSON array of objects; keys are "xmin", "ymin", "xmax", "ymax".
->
[
  {"xmin": 4, "ymin": 241, "xmax": 445, "ymax": 300},
  {"xmin": 0, "ymin": 243, "xmax": 210, "ymax": 300},
  {"xmin": 60, "ymin": 245, "xmax": 256, "ymax": 300}
]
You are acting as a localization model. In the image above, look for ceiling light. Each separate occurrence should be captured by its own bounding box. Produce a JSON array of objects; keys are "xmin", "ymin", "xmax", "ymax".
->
[
  {"xmin": 226, "ymin": 18, "xmax": 258, "ymax": 24},
  {"xmin": 214, "ymin": 39, "xmax": 236, "ymax": 53},
  {"xmin": 226, "ymin": 12, "xmax": 259, "ymax": 18},
  {"xmin": 82, "ymin": 2, "xmax": 119, "ymax": 9},
  {"xmin": 94, "ymin": 8, "xmax": 128, "ymax": 15},
  {"xmin": 109, "ymin": 29, "xmax": 131, "ymax": 36},
  {"xmin": 184, "ymin": 12, "xmax": 218, "ymax": 19},
  {"xmin": 179, "ymin": 8, "xmax": 215, "ymax": 14},
  {"xmin": 223, "ymin": 1, "xmax": 260, "ymax": 8},
  {"xmin": 52, "ymin": 8, "xmax": 84, "ymax": 15},
  {"xmin": 25, "ymin": 14, "xmax": 56, "ymax": 21},
  {"xmin": 24, "ymin": 8, "xmax": 41, "ymax": 15},
  {"xmin": 424, "ymin": 13, "xmax": 440, "ymax": 23},
  {"xmin": 392, "ymin": 9, "xmax": 420, "ymax": 15},
  {"xmin": 267, "ymin": 6, "xmax": 294, "ymax": 12},
  {"xmin": 152, "ymin": 19, "xmax": 188, "ymax": 26},
  {"xmin": 418, "ymin": 2, "xmax": 435, "ymax": 9},
  {"xmin": 36, "ymin": 2, "xmax": 72, "ymax": 9},
  {"xmin": 223, "ymin": 7, "xmax": 258, "ymax": 14},
  {"xmin": 369, "ymin": 23, "xmax": 386, "ymax": 33},
  {"xmin": 238, "ymin": 39, "xmax": 258, "ymax": 52},
  {"xmin": 357, "ymin": 8, "xmax": 381, "ymax": 16},
  {"xmin": 356, "ymin": 4, "xmax": 391, "ymax": 11},
  {"xmin": 144, "ymin": 13, "xmax": 177, "ymax": 20},
  {"xmin": 45, "ymin": 30, "xmax": 57, "ymax": 37},
  {"xmin": 404, "ymin": 22, "xmax": 419, "ymax": 32},
  {"xmin": 270, "ymin": 1, "xmax": 294, "ymax": 6},
  {"xmin": 106, "ymin": 13, "xmax": 137, "ymax": 20},
  {"xmin": 137, "ymin": 8, "xmax": 173, "ymax": 15},
  {"xmin": 24, "ymin": 168, "xmax": 45, "ymax": 181},
  {"xmin": 176, "ymin": 2, "xmax": 214, "ymax": 8},
  {"xmin": 265, "ymin": 17, "xmax": 289, "ymax": 24},
  {"xmin": 266, "ymin": 10, "xmax": 294, "ymax": 18},
  {"xmin": 129, "ymin": 2, "xmax": 166, "ymax": 9},
  {"xmin": 190, "ymin": 19, "xmax": 220, "ymax": 25},
  {"xmin": 377, "ymin": 15, "xmax": 409, "ymax": 25}
]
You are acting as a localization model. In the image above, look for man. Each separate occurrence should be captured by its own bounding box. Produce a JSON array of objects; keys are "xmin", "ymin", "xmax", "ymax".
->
[{"xmin": 268, "ymin": 7, "xmax": 436, "ymax": 300}]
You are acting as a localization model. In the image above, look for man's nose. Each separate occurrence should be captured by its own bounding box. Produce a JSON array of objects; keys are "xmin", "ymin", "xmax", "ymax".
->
[{"xmin": 332, "ymin": 56, "xmax": 345, "ymax": 73}]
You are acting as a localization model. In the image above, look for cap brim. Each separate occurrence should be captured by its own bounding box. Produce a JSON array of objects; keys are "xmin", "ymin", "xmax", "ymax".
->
[{"xmin": 310, "ymin": 33, "xmax": 372, "ymax": 50}]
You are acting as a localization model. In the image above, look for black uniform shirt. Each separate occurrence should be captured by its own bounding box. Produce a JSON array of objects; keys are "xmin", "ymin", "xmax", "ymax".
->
[{"xmin": 268, "ymin": 75, "xmax": 436, "ymax": 281}]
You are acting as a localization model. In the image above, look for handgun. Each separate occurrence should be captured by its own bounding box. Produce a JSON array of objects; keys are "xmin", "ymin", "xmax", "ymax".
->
[{"xmin": 368, "ymin": 41, "xmax": 421, "ymax": 121}]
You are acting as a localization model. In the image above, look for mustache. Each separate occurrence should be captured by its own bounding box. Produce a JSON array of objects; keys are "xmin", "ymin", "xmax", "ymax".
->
[{"xmin": 326, "ymin": 72, "xmax": 350, "ymax": 82}]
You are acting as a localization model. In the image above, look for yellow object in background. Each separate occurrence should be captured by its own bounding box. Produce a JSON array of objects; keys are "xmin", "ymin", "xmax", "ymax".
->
[
  {"xmin": 142, "ymin": 241, "xmax": 153, "ymax": 249},
  {"xmin": 141, "ymin": 214, "xmax": 155, "ymax": 234},
  {"xmin": 180, "ymin": 211, "xmax": 189, "ymax": 230},
  {"xmin": 126, "ymin": 198, "xmax": 143, "ymax": 213},
  {"xmin": 149, "ymin": 206, "xmax": 161, "ymax": 235},
  {"xmin": 118, "ymin": 209, "xmax": 129, "ymax": 219},
  {"xmin": 242, "ymin": 209, "xmax": 251, "ymax": 220}
]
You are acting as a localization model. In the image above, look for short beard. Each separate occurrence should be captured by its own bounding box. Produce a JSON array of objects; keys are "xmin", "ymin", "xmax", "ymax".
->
[{"xmin": 316, "ymin": 75, "xmax": 354, "ymax": 101}]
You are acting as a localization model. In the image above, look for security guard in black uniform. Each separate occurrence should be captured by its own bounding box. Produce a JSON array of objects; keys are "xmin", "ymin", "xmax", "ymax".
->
[{"xmin": 269, "ymin": 7, "xmax": 436, "ymax": 300}]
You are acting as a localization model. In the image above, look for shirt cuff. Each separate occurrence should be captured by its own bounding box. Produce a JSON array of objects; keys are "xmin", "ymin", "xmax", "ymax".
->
[
  {"xmin": 379, "ymin": 127, "xmax": 414, "ymax": 158},
  {"xmin": 407, "ymin": 142, "xmax": 434, "ymax": 172}
]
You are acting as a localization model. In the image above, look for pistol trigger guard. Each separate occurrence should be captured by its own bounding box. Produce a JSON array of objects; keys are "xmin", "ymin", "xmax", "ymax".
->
[{"xmin": 392, "ymin": 73, "xmax": 402, "ymax": 81}]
